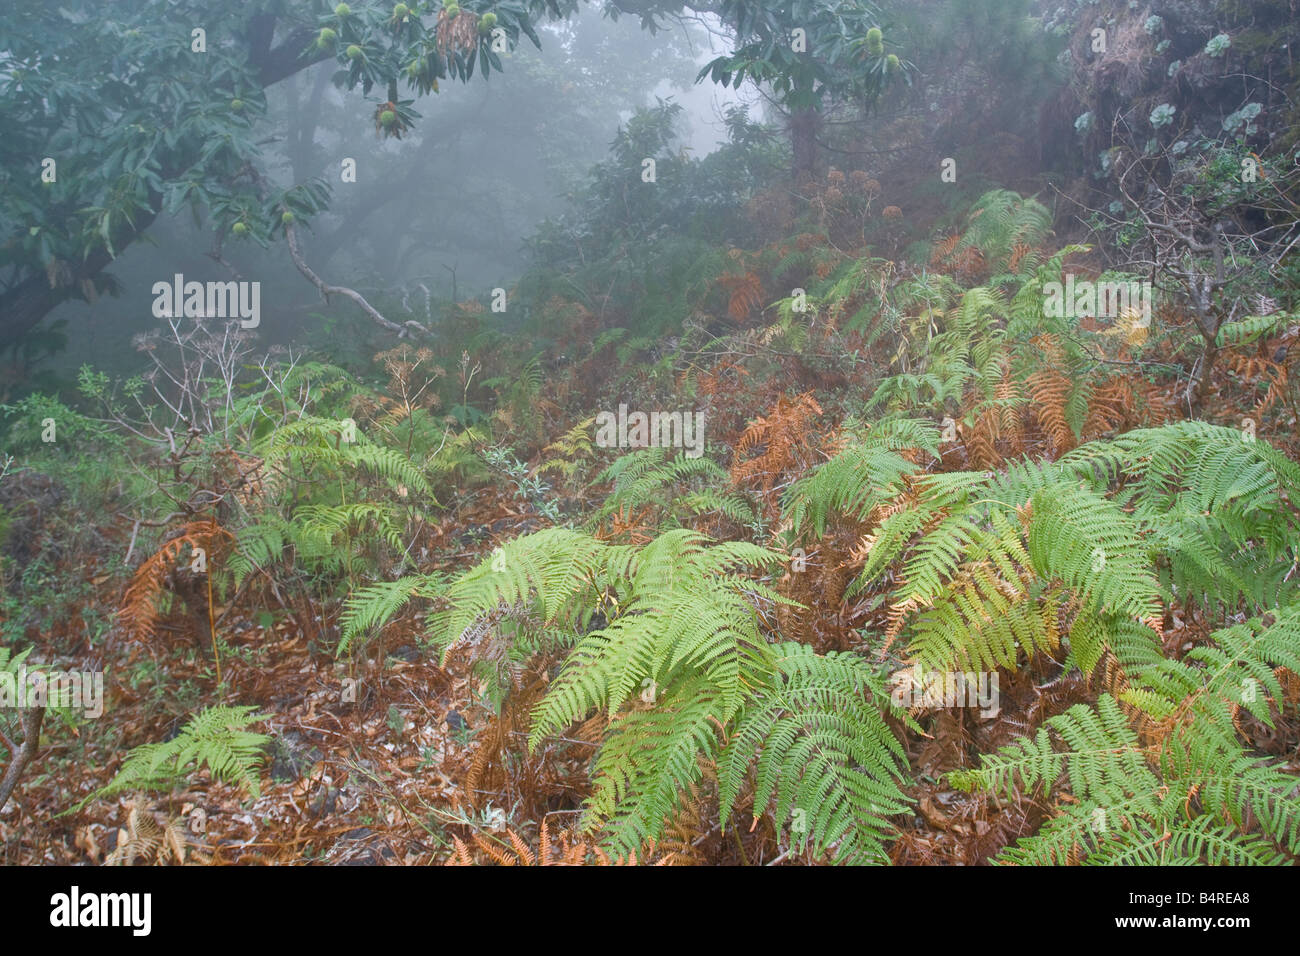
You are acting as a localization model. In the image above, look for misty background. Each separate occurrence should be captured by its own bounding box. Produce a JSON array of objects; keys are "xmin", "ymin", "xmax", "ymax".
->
[{"xmin": 41, "ymin": 7, "xmax": 756, "ymax": 377}]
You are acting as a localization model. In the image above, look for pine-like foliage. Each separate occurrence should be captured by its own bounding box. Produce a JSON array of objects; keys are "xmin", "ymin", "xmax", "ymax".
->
[
  {"xmin": 348, "ymin": 527, "xmax": 914, "ymax": 861},
  {"xmin": 68, "ymin": 705, "xmax": 269, "ymax": 813}
]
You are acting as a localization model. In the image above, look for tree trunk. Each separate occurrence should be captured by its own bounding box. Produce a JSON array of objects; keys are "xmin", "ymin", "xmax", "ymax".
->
[
  {"xmin": 1187, "ymin": 272, "xmax": 1223, "ymax": 417},
  {"xmin": 1190, "ymin": 341, "xmax": 1218, "ymax": 416},
  {"xmin": 0, "ymin": 210, "xmax": 153, "ymax": 352},
  {"xmin": 790, "ymin": 108, "xmax": 819, "ymax": 186}
]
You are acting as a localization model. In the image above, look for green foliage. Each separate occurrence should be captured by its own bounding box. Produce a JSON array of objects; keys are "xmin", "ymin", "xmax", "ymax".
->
[
  {"xmin": 718, "ymin": 643, "xmax": 911, "ymax": 863},
  {"xmin": 591, "ymin": 447, "xmax": 752, "ymax": 529},
  {"xmin": 784, "ymin": 417, "xmax": 937, "ymax": 539},
  {"xmin": 865, "ymin": 465, "xmax": 1157, "ymax": 670},
  {"xmin": 868, "ymin": 284, "xmax": 1009, "ymax": 414},
  {"xmin": 338, "ymin": 574, "xmax": 445, "ymax": 656},
  {"xmin": 0, "ymin": 646, "xmax": 34, "ymax": 757},
  {"xmin": 261, "ymin": 414, "xmax": 431, "ymax": 500},
  {"xmin": 1059, "ymin": 422, "xmax": 1300, "ymax": 613},
  {"xmin": 222, "ymin": 413, "xmax": 437, "ymax": 595},
  {"xmin": 67, "ymin": 705, "xmax": 269, "ymax": 813},
  {"xmin": 951, "ymin": 189, "xmax": 1053, "ymax": 274},
  {"xmin": 0, "ymin": 0, "xmax": 595, "ymax": 351},
  {"xmin": 520, "ymin": 101, "xmax": 780, "ymax": 344},
  {"xmin": 1, "ymin": 392, "xmax": 117, "ymax": 453},
  {"xmin": 538, "ymin": 416, "xmax": 597, "ymax": 487},
  {"xmin": 792, "ymin": 420, "xmax": 1296, "ymax": 673},
  {"xmin": 700, "ymin": 0, "xmax": 900, "ymax": 111},
  {"xmin": 346, "ymin": 526, "xmax": 914, "ymax": 860},
  {"xmin": 1216, "ymin": 311, "xmax": 1293, "ymax": 348},
  {"xmin": 953, "ymin": 597, "xmax": 1300, "ymax": 864}
]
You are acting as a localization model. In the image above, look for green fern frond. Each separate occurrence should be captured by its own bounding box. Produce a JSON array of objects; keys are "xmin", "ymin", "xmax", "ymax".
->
[
  {"xmin": 1216, "ymin": 311, "xmax": 1292, "ymax": 348},
  {"xmin": 783, "ymin": 420, "xmax": 934, "ymax": 538},
  {"xmin": 67, "ymin": 705, "xmax": 269, "ymax": 814},
  {"xmin": 956, "ymin": 604, "xmax": 1300, "ymax": 862},
  {"xmin": 718, "ymin": 643, "xmax": 911, "ymax": 864},
  {"xmin": 339, "ymin": 574, "xmax": 444, "ymax": 655}
]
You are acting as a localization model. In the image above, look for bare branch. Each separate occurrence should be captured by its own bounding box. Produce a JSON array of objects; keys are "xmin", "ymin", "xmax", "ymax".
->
[
  {"xmin": 284, "ymin": 222, "xmax": 433, "ymax": 340},
  {"xmin": 0, "ymin": 705, "xmax": 45, "ymax": 816}
]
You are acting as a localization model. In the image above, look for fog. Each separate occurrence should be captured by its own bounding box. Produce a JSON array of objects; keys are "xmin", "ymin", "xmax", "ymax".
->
[
  {"xmin": 39, "ymin": 6, "xmax": 754, "ymax": 379},
  {"xmin": 4, "ymin": 0, "xmax": 1298, "ymax": 873}
]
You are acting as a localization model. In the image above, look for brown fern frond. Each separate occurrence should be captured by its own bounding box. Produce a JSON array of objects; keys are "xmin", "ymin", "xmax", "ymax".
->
[
  {"xmin": 506, "ymin": 828, "xmax": 536, "ymax": 865},
  {"xmin": 473, "ymin": 832, "xmax": 521, "ymax": 866},
  {"xmin": 120, "ymin": 519, "xmax": 234, "ymax": 643},
  {"xmin": 539, "ymin": 818, "xmax": 553, "ymax": 862},
  {"xmin": 1080, "ymin": 378, "xmax": 1131, "ymax": 439},
  {"xmin": 719, "ymin": 271, "xmax": 765, "ymax": 320},
  {"xmin": 104, "ymin": 803, "xmax": 201, "ymax": 866},
  {"xmin": 597, "ymin": 504, "xmax": 656, "ymax": 545},
  {"xmin": 1007, "ymin": 242, "xmax": 1033, "ymax": 273},
  {"xmin": 694, "ymin": 360, "xmax": 750, "ymax": 399},
  {"xmin": 930, "ymin": 233, "xmax": 962, "ymax": 266},
  {"xmin": 1227, "ymin": 353, "xmax": 1288, "ymax": 416},
  {"xmin": 445, "ymin": 835, "xmax": 473, "ymax": 866},
  {"xmin": 729, "ymin": 392, "xmax": 824, "ymax": 494},
  {"xmin": 1026, "ymin": 368, "xmax": 1074, "ymax": 454}
]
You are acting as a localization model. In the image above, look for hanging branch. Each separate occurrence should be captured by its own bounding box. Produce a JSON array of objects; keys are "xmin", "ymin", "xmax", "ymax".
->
[
  {"xmin": 238, "ymin": 161, "xmax": 432, "ymax": 341},
  {"xmin": 284, "ymin": 221, "xmax": 433, "ymax": 340}
]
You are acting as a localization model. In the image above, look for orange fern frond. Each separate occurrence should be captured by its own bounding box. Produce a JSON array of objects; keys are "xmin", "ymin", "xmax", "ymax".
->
[
  {"xmin": 930, "ymin": 233, "xmax": 961, "ymax": 266},
  {"xmin": 445, "ymin": 835, "xmax": 474, "ymax": 866},
  {"xmin": 1007, "ymin": 242, "xmax": 1033, "ymax": 274},
  {"xmin": 120, "ymin": 518, "xmax": 234, "ymax": 643},
  {"xmin": 719, "ymin": 271, "xmax": 765, "ymax": 320},
  {"xmin": 1026, "ymin": 368, "xmax": 1074, "ymax": 454},
  {"xmin": 729, "ymin": 392, "xmax": 824, "ymax": 494},
  {"xmin": 1082, "ymin": 378, "xmax": 1134, "ymax": 439}
]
